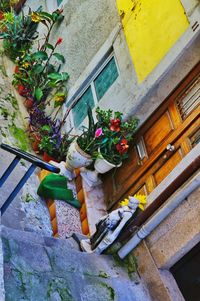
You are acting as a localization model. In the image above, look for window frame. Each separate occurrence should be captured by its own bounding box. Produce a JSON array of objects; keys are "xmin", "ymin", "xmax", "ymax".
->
[{"xmin": 68, "ymin": 49, "xmax": 119, "ymax": 128}]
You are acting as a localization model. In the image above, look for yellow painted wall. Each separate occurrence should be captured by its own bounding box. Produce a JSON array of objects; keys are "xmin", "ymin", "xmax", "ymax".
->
[{"xmin": 116, "ymin": 0, "xmax": 189, "ymax": 83}]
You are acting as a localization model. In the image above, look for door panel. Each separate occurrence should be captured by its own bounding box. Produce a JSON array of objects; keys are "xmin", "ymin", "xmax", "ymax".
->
[
  {"xmin": 153, "ymin": 149, "xmax": 183, "ymax": 185},
  {"xmin": 144, "ymin": 111, "xmax": 174, "ymax": 155}
]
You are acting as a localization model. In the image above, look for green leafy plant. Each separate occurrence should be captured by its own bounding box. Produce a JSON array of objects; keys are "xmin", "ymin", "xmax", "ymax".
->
[
  {"xmin": 39, "ymin": 123, "xmax": 74, "ymax": 162},
  {"xmin": 0, "ymin": 8, "xmax": 40, "ymax": 60},
  {"xmin": 12, "ymin": 38, "xmax": 68, "ymax": 102},
  {"xmin": 76, "ymin": 106, "xmax": 100, "ymax": 155}
]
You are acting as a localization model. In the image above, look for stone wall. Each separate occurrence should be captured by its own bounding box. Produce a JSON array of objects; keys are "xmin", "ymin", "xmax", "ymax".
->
[{"xmin": 133, "ymin": 184, "xmax": 200, "ymax": 301}]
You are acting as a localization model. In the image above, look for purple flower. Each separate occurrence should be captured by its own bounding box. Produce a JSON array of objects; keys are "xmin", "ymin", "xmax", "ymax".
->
[{"xmin": 95, "ymin": 128, "xmax": 103, "ymax": 138}]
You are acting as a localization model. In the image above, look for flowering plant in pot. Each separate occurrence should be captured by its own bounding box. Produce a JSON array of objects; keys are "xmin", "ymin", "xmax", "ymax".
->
[
  {"xmin": 93, "ymin": 107, "xmax": 139, "ymax": 173},
  {"xmin": 0, "ymin": 8, "xmax": 40, "ymax": 60},
  {"xmin": 12, "ymin": 37, "xmax": 68, "ymax": 103},
  {"xmin": 38, "ymin": 120, "xmax": 72, "ymax": 162},
  {"xmin": 66, "ymin": 106, "xmax": 100, "ymax": 171}
]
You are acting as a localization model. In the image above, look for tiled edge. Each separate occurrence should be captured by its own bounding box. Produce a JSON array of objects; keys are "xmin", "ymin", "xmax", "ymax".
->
[
  {"xmin": 75, "ymin": 169, "xmax": 107, "ymax": 236},
  {"xmin": 38, "ymin": 167, "xmax": 107, "ymax": 237},
  {"xmin": 38, "ymin": 170, "xmax": 58, "ymax": 237},
  {"xmin": 74, "ymin": 169, "xmax": 90, "ymax": 236}
]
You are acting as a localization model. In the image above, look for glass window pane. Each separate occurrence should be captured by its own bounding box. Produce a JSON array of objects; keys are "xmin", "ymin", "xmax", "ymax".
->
[
  {"xmin": 94, "ymin": 57, "xmax": 119, "ymax": 101},
  {"xmin": 72, "ymin": 87, "xmax": 95, "ymax": 128},
  {"xmin": 57, "ymin": 0, "xmax": 63, "ymax": 6}
]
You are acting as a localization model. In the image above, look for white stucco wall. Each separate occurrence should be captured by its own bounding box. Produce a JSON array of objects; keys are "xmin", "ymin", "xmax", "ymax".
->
[{"xmin": 25, "ymin": 0, "xmax": 200, "ymax": 131}]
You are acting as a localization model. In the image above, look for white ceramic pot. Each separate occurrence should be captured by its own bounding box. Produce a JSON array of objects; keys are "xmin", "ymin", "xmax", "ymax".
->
[
  {"xmin": 66, "ymin": 140, "xmax": 93, "ymax": 171},
  {"xmin": 94, "ymin": 156, "xmax": 122, "ymax": 174}
]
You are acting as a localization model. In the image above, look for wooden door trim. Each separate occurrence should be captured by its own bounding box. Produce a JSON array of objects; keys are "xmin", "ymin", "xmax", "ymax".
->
[{"xmin": 105, "ymin": 61, "xmax": 200, "ymax": 210}]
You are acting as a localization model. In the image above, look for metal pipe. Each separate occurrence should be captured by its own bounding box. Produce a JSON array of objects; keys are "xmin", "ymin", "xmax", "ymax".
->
[{"xmin": 118, "ymin": 172, "xmax": 200, "ymax": 259}]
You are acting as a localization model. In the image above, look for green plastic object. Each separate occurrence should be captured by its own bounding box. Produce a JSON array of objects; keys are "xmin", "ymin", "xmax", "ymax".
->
[{"xmin": 37, "ymin": 174, "xmax": 81, "ymax": 209}]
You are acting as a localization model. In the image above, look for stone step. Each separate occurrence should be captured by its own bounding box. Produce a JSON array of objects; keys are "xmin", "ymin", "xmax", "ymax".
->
[
  {"xmin": 2, "ymin": 226, "xmax": 152, "ymax": 301},
  {"xmin": 1, "ymin": 225, "xmax": 81, "ymax": 252}
]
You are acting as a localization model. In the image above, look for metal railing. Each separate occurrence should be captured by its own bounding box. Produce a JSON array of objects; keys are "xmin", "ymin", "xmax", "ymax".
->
[{"xmin": 0, "ymin": 144, "xmax": 60, "ymax": 215}]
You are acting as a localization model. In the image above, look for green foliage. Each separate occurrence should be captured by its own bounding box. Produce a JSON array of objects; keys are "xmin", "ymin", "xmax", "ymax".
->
[
  {"xmin": 12, "ymin": 40, "xmax": 68, "ymax": 103},
  {"xmin": 0, "ymin": 0, "xmax": 11, "ymax": 12},
  {"xmin": 9, "ymin": 125, "xmax": 30, "ymax": 151},
  {"xmin": 0, "ymin": 8, "xmax": 40, "ymax": 60},
  {"xmin": 77, "ymin": 106, "xmax": 139, "ymax": 164},
  {"xmin": 94, "ymin": 107, "xmax": 139, "ymax": 165},
  {"xmin": 35, "ymin": 87, "xmax": 43, "ymax": 101},
  {"xmin": 77, "ymin": 106, "xmax": 99, "ymax": 155},
  {"xmin": 52, "ymin": 52, "xmax": 65, "ymax": 63}
]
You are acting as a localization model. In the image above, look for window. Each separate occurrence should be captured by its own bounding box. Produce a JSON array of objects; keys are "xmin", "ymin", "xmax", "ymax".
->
[
  {"xmin": 94, "ymin": 57, "xmax": 119, "ymax": 101},
  {"xmin": 57, "ymin": 0, "xmax": 63, "ymax": 6},
  {"xmin": 69, "ymin": 50, "xmax": 119, "ymax": 128},
  {"xmin": 176, "ymin": 74, "xmax": 200, "ymax": 120},
  {"xmin": 72, "ymin": 87, "xmax": 95, "ymax": 128}
]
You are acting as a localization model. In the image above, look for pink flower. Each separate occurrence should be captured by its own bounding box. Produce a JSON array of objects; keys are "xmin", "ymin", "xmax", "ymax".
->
[{"xmin": 95, "ymin": 128, "xmax": 103, "ymax": 138}]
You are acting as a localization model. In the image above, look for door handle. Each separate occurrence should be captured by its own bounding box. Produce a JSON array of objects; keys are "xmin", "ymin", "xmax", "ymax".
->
[
  {"xmin": 166, "ymin": 144, "xmax": 175, "ymax": 152},
  {"xmin": 163, "ymin": 144, "xmax": 175, "ymax": 159}
]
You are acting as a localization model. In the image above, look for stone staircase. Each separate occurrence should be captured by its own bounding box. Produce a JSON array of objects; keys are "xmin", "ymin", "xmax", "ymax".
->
[{"xmin": 1, "ymin": 226, "xmax": 151, "ymax": 301}]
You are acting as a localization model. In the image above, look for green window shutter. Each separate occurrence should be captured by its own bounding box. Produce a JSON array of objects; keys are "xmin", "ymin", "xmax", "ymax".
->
[
  {"xmin": 94, "ymin": 57, "xmax": 119, "ymax": 101},
  {"xmin": 72, "ymin": 87, "xmax": 95, "ymax": 128},
  {"xmin": 57, "ymin": 0, "xmax": 63, "ymax": 6}
]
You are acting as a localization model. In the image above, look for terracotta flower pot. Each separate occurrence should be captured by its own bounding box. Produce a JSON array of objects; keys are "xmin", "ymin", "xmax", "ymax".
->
[
  {"xmin": 0, "ymin": 11, "xmax": 4, "ymax": 21},
  {"xmin": 14, "ymin": 65, "xmax": 20, "ymax": 74},
  {"xmin": 43, "ymin": 152, "xmax": 58, "ymax": 163},
  {"xmin": 23, "ymin": 98, "xmax": 33, "ymax": 109},
  {"xmin": 66, "ymin": 140, "xmax": 93, "ymax": 171},
  {"xmin": 30, "ymin": 132, "xmax": 41, "ymax": 153},
  {"xmin": 17, "ymin": 84, "xmax": 28, "ymax": 97}
]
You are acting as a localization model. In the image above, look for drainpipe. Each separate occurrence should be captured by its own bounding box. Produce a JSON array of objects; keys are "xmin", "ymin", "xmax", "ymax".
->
[{"xmin": 118, "ymin": 172, "xmax": 200, "ymax": 259}]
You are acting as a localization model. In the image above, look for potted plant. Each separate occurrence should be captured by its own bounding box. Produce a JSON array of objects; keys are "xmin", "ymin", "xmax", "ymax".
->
[
  {"xmin": 0, "ymin": 8, "xmax": 40, "ymax": 60},
  {"xmin": 93, "ymin": 107, "xmax": 139, "ymax": 173},
  {"xmin": 38, "ymin": 122, "xmax": 61, "ymax": 161},
  {"xmin": 12, "ymin": 37, "xmax": 68, "ymax": 103},
  {"xmin": 66, "ymin": 107, "xmax": 98, "ymax": 171}
]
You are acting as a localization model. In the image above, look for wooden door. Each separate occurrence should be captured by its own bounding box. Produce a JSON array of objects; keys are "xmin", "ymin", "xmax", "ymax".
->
[{"xmin": 103, "ymin": 62, "xmax": 200, "ymax": 210}]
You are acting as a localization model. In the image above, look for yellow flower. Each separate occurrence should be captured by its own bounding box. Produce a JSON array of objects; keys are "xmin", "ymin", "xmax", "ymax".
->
[
  {"xmin": 54, "ymin": 93, "xmax": 66, "ymax": 103},
  {"xmin": 119, "ymin": 194, "xmax": 147, "ymax": 210},
  {"xmin": 134, "ymin": 194, "xmax": 147, "ymax": 211},
  {"xmin": 119, "ymin": 198, "xmax": 129, "ymax": 207},
  {"xmin": 31, "ymin": 12, "xmax": 41, "ymax": 23},
  {"xmin": 22, "ymin": 62, "xmax": 30, "ymax": 69}
]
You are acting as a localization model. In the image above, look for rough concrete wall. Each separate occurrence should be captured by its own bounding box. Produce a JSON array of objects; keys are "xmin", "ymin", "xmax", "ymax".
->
[
  {"xmin": 24, "ymin": 0, "xmax": 200, "ymax": 129},
  {"xmin": 47, "ymin": 0, "xmax": 119, "ymax": 86},
  {"xmin": 24, "ymin": 0, "xmax": 47, "ymax": 12}
]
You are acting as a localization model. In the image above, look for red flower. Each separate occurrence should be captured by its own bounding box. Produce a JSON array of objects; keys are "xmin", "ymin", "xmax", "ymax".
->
[
  {"xmin": 116, "ymin": 139, "xmax": 129, "ymax": 154},
  {"xmin": 109, "ymin": 118, "xmax": 121, "ymax": 132},
  {"xmin": 56, "ymin": 38, "xmax": 63, "ymax": 46}
]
